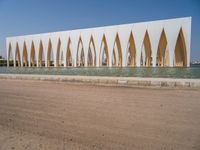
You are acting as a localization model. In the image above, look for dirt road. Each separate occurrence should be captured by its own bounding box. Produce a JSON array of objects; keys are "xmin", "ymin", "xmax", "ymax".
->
[{"xmin": 0, "ymin": 79, "xmax": 200, "ymax": 150}]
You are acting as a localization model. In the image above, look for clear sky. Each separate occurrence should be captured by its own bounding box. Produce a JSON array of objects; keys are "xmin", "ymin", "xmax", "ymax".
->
[{"xmin": 0, "ymin": 0, "xmax": 199, "ymax": 60}]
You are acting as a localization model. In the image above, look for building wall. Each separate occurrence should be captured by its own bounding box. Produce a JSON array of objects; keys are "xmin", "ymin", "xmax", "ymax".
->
[{"xmin": 6, "ymin": 17, "xmax": 192, "ymax": 67}]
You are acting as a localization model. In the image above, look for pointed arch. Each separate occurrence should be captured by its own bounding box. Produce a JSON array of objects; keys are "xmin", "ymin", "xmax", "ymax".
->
[
  {"xmin": 30, "ymin": 41, "xmax": 36, "ymax": 67},
  {"xmin": 142, "ymin": 31, "xmax": 152, "ymax": 67},
  {"xmin": 112, "ymin": 33, "xmax": 122, "ymax": 67},
  {"xmin": 140, "ymin": 44, "xmax": 144, "ymax": 66},
  {"xmin": 140, "ymin": 44, "xmax": 145, "ymax": 66},
  {"xmin": 76, "ymin": 37, "xmax": 85, "ymax": 67},
  {"xmin": 15, "ymin": 42, "xmax": 21, "ymax": 67},
  {"xmin": 66, "ymin": 38, "xmax": 72, "ymax": 66},
  {"xmin": 127, "ymin": 32, "xmax": 136, "ymax": 66},
  {"xmin": 47, "ymin": 39, "xmax": 54, "ymax": 67},
  {"xmin": 56, "ymin": 38, "xmax": 61, "ymax": 67},
  {"xmin": 112, "ymin": 47, "xmax": 117, "ymax": 66},
  {"xmin": 87, "ymin": 47, "xmax": 93, "ymax": 66},
  {"xmin": 38, "ymin": 40, "xmax": 45, "ymax": 67},
  {"xmin": 174, "ymin": 28, "xmax": 187, "ymax": 67},
  {"xmin": 60, "ymin": 50, "xmax": 64, "ymax": 66},
  {"xmin": 8, "ymin": 43, "xmax": 14, "ymax": 67},
  {"xmin": 88, "ymin": 36, "xmax": 96, "ymax": 67},
  {"xmin": 22, "ymin": 41, "xmax": 28, "ymax": 67},
  {"xmin": 156, "ymin": 29, "xmax": 169, "ymax": 67},
  {"xmin": 99, "ymin": 34, "xmax": 109, "ymax": 66}
]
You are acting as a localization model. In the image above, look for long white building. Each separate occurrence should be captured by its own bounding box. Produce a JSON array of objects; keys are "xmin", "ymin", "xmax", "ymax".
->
[{"xmin": 6, "ymin": 17, "xmax": 191, "ymax": 68}]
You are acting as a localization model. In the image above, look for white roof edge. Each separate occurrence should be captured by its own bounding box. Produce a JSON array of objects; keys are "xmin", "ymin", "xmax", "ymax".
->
[{"xmin": 6, "ymin": 16, "xmax": 191, "ymax": 40}]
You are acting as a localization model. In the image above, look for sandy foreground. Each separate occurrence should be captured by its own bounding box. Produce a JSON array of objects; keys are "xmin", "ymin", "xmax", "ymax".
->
[{"xmin": 0, "ymin": 79, "xmax": 200, "ymax": 150}]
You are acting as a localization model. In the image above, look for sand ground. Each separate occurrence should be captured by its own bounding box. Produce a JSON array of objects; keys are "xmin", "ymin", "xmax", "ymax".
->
[{"xmin": 0, "ymin": 79, "xmax": 200, "ymax": 150}]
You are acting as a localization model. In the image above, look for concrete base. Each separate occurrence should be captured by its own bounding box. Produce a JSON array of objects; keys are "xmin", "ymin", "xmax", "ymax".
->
[{"xmin": 0, "ymin": 74, "xmax": 200, "ymax": 88}]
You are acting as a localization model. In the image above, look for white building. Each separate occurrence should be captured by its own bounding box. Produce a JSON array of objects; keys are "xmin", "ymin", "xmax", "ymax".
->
[{"xmin": 6, "ymin": 17, "xmax": 191, "ymax": 67}]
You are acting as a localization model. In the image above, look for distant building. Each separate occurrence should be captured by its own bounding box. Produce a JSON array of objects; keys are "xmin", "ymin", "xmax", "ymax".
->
[
  {"xmin": 0, "ymin": 56, "xmax": 7, "ymax": 66},
  {"xmin": 6, "ymin": 17, "xmax": 191, "ymax": 67},
  {"xmin": 191, "ymin": 60, "xmax": 200, "ymax": 65}
]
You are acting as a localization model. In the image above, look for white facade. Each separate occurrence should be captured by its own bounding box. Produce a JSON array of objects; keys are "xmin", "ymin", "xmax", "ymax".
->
[{"xmin": 6, "ymin": 17, "xmax": 192, "ymax": 68}]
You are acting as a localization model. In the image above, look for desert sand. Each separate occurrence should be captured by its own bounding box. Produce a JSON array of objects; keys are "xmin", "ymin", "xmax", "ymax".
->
[{"xmin": 0, "ymin": 79, "xmax": 200, "ymax": 150}]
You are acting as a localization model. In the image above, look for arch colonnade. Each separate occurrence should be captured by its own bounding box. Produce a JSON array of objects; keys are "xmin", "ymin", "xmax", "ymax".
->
[{"xmin": 6, "ymin": 17, "xmax": 191, "ymax": 68}]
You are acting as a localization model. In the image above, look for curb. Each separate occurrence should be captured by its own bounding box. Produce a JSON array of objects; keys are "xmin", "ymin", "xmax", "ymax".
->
[{"xmin": 0, "ymin": 74, "xmax": 200, "ymax": 88}]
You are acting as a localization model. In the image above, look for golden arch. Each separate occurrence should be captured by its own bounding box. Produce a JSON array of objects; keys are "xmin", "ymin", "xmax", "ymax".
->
[
  {"xmin": 30, "ymin": 41, "xmax": 36, "ymax": 67},
  {"xmin": 88, "ymin": 36, "xmax": 96, "ymax": 67},
  {"xmin": 141, "ymin": 31, "xmax": 152, "ymax": 67},
  {"xmin": 47, "ymin": 39, "xmax": 54, "ymax": 67},
  {"xmin": 127, "ymin": 32, "xmax": 136, "ymax": 66},
  {"xmin": 76, "ymin": 37, "xmax": 85, "ymax": 67},
  {"xmin": 156, "ymin": 29, "xmax": 169, "ymax": 67},
  {"xmin": 15, "ymin": 42, "xmax": 21, "ymax": 67},
  {"xmin": 112, "ymin": 33, "xmax": 122, "ymax": 67},
  {"xmin": 38, "ymin": 40, "xmax": 45, "ymax": 67},
  {"xmin": 60, "ymin": 50, "xmax": 64, "ymax": 66},
  {"xmin": 66, "ymin": 38, "xmax": 72, "ymax": 66},
  {"xmin": 174, "ymin": 28, "xmax": 187, "ymax": 67},
  {"xmin": 8, "ymin": 43, "xmax": 14, "ymax": 67},
  {"xmin": 56, "ymin": 38, "xmax": 61, "ymax": 67},
  {"xmin": 100, "ymin": 34, "xmax": 109, "ymax": 66},
  {"xmin": 22, "ymin": 42, "xmax": 28, "ymax": 67}
]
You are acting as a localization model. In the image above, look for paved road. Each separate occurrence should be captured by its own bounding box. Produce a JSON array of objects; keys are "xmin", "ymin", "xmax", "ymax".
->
[{"xmin": 0, "ymin": 79, "xmax": 200, "ymax": 150}]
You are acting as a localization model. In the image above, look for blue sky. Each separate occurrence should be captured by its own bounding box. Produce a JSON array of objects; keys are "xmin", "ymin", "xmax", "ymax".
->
[{"xmin": 0, "ymin": 0, "xmax": 199, "ymax": 60}]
